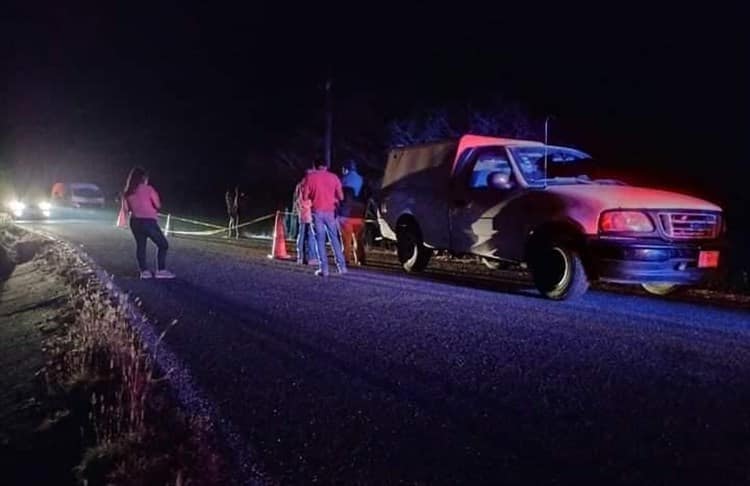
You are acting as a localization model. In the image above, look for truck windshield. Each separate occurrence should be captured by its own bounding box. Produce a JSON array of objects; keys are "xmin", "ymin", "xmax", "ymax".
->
[{"xmin": 510, "ymin": 146, "xmax": 599, "ymax": 185}]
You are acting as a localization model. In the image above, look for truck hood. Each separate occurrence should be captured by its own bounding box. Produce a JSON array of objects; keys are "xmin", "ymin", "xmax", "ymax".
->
[{"xmin": 545, "ymin": 184, "xmax": 721, "ymax": 212}]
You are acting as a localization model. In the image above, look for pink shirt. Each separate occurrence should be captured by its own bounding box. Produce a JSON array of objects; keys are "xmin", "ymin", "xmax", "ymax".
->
[
  {"xmin": 302, "ymin": 169, "xmax": 343, "ymax": 213},
  {"xmin": 124, "ymin": 183, "xmax": 161, "ymax": 220}
]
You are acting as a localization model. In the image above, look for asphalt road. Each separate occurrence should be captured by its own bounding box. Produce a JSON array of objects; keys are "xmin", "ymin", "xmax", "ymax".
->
[{"xmin": 23, "ymin": 216, "xmax": 750, "ymax": 485}]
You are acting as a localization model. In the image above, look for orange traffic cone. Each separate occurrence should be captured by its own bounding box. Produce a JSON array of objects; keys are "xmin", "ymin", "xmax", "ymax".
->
[{"xmin": 269, "ymin": 211, "xmax": 292, "ymax": 260}]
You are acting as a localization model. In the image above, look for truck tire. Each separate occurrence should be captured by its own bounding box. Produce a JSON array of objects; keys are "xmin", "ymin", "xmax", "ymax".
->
[
  {"xmin": 529, "ymin": 242, "xmax": 589, "ymax": 300},
  {"xmin": 396, "ymin": 220, "xmax": 431, "ymax": 272},
  {"xmin": 641, "ymin": 283, "xmax": 679, "ymax": 296}
]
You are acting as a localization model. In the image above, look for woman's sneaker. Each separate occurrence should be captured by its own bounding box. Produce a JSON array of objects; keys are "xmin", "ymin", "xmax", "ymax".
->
[
  {"xmin": 154, "ymin": 269, "xmax": 176, "ymax": 279},
  {"xmin": 139, "ymin": 270, "xmax": 153, "ymax": 279}
]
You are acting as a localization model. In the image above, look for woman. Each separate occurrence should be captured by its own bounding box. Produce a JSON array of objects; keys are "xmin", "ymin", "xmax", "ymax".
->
[{"xmin": 122, "ymin": 167, "xmax": 175, "ymax": 279}]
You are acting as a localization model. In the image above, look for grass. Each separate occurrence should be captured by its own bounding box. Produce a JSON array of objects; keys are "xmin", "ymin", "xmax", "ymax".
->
[{"xmin": 17, "ymin": 231, "xmax": 229, "ymax": 485}]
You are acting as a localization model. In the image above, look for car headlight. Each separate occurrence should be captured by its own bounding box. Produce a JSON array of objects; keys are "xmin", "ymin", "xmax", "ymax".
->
[
  {"xmin": 38, "ymin": 201, "xmax": 52, "ymax": 211},
  {"xmin": 8, "ymin": 200, "xmax": 26, "ymax": 216},
  {"xmin": 599, "ymin": 210, "xmax": 654, "ymax": 233}
]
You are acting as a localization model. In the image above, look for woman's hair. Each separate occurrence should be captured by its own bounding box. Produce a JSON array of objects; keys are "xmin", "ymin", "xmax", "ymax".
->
[{"xmin": 124, "ymin": 166, "xmax": 147, "ymax": 197}]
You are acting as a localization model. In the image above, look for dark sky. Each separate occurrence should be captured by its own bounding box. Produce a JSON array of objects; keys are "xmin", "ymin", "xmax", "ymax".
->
[{"xmin": 2, "ymin": 3, "xmax": 747, "ymax": 212}]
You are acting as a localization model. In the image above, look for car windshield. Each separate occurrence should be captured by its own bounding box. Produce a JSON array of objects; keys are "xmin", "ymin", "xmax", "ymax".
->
[
  {"xmin": 510, "ymin": 145, "xmax": 607, "ymax": 185},
  {"xmin": 72, "ymin": 187, "xmax": 102, "ymax": 198}
]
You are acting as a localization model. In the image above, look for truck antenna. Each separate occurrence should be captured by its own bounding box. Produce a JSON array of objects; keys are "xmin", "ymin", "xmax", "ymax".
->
[{"xmin": 543, "ymin": 115, "xmax": 552, "ymax": 187}]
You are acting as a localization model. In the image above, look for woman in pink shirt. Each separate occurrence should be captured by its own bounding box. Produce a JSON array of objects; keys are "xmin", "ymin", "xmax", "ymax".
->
[{"xmin": 122, "ymin": 167, "xmax": 175, "ymax": 279}]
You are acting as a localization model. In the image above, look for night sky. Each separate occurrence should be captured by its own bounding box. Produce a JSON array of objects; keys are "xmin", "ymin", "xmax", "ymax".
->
[{"xmin": 2, "ymin": 3, "xmax": 747, "ymax": 219}]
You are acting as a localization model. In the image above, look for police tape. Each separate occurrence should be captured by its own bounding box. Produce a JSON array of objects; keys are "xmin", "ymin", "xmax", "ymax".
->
[
  {"xmin": 155, "ymin": 211, "xmax": 378, "ymax": 238},
  {"xmin": 157, "ymin": 212, "xmax": 279, "ymax": 237}
]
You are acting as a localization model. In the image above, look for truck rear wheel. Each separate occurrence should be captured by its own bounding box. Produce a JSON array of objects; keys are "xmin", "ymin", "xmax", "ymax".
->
[
  {"xmin": 529, "ymin": 242, "xmax": 589, "ymax": 300},
  {"xmin": 396, "ymin": 220, "xmax": 431, "ymax": 272}
]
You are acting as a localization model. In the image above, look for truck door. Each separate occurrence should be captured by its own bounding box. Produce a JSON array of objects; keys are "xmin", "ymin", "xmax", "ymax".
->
[{"xmin": 449, "ymin": 147, "xmax": 519, "ymax": 258}]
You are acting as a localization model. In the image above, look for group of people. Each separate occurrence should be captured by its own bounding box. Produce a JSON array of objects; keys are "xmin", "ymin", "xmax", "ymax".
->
[
  {"xmin": 294, "ymin": 159, "xmax": 367, "ymax": 277},
  {"xmin": 119, "ymin": 160, "xmax": 368, "ymax": 280}
]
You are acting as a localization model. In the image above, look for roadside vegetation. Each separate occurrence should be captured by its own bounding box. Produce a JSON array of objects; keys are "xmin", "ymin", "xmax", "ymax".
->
[{"xmin": 1, "ymin": 223, "xmax": 227, "ymax": 485}]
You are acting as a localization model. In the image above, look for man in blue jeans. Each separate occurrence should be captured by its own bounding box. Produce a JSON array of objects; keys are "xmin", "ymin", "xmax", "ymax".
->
[{"xmin": 302, "ymin": 161, "xmax": 347, "ymax": 276}]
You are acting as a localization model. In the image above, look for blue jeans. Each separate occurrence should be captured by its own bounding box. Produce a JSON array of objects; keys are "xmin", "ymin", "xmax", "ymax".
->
[
  {"xmin": 296, "ymin": 220, "xmax": 318, "ymax": 263},
  {"xmin": 312, "ymin": 210, "xmax": 346, "ymax": 275},
  {"xmin": 130, "ymin": 217, "xmax": 168, "ymax": 271}
]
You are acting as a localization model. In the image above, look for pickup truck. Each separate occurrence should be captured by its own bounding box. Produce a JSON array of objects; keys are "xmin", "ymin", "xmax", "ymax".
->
[{"xmin": 377, "ymin": 134, "xmax": 724, "ymax": 300}]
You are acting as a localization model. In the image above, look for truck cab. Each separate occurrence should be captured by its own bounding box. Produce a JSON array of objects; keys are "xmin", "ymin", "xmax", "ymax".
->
[{"xmin": 377, "ymin": 134, "xmax": 724, "ymax": 300}]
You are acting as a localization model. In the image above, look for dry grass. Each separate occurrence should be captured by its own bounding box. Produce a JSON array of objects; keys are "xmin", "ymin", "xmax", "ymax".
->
[{"xmin": 33, "ymin": 238, "xmax": 228, "ymax": 485}]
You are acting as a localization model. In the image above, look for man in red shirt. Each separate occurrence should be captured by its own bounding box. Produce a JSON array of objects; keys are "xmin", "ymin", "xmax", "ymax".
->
[{"xmin": 302, "ymin": 161, "xmax": 347, "ymax": 276}]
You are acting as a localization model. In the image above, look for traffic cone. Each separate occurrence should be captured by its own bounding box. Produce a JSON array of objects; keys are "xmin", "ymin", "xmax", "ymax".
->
[{"xmin": 269, "ymin": 211, "xmax": 291, "ymax": 260}]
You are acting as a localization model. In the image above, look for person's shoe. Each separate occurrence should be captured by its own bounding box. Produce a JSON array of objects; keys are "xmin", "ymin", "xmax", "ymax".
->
[
  {"xmin": 154, "ymin": 269, "xmax": 176, "ymax": 279},
  {"xmin": 139, "ymin": 270, "xmax": 153, "ymax": 279},
  {"xmin": 314, "ymin": 269, "xmax": 329, "ymax": 277},
  {"xmin": 337, "ymin": 268, "xmax": 348, "ymax": 275}
]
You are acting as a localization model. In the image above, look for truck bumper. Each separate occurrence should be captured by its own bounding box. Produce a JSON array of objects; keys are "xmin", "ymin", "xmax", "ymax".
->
[{"xmin": 586, "ymin": 236, "xmax": 724, "ymax": 285}]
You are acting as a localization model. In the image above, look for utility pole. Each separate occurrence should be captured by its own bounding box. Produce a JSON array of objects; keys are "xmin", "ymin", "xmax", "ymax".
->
[{"xmin": 324, "ymin": 72, "xmax": 333, "ymax": 168}]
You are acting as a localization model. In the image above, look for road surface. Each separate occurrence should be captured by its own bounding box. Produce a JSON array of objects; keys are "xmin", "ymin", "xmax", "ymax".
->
[{"xmin": 24, "ymin": 216, "xmax": 750, "ymax": 485}]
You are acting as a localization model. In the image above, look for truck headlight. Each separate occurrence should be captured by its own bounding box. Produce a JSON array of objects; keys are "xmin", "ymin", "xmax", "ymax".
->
[{"xmin": 599, "ymin": 211, "xmax": 654, "ymax": 233}]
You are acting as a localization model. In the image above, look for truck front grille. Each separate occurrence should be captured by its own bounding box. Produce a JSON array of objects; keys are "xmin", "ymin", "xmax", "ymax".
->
[{"xmin": 658, "ymin": 212, "xmax": 719, "ymax": 239}]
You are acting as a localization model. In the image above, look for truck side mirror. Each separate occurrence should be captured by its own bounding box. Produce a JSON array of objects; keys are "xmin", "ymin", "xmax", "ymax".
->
[{"xmin": 487, "ymin": 171, "xmax": 515, "ymax": 190}]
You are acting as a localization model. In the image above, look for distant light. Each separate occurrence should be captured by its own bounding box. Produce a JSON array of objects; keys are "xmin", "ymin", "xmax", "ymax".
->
[
  {"xmin": 38, "ymin": 201, "xmax": 52, "ymax": 211},
  {"xmin": 8, "ymin": 200, "xmax": 25, "ymax": 217}
]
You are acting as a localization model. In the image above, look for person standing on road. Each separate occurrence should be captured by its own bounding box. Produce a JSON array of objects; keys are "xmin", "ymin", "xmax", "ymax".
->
[
  {"xmin": 340, "ymin": 159, "xmax": 363, "ymax": 198},
  {"xmin": 338, "ymin": 187, "xmax": 367, "ymax": 266},
  {"xmin": 225, "ymin": 186, "xmax": 240, "ymax": 238},
  {"xmin": 302, "ymin": 161, "xmax": 347, "ymax": 277},
  {"xmin": 294, "ymin": 171, "xmax": 319, "ymax": 265},
  {"xmin": 122, "ymin": 167, "xmax": 175, "ymax": 279}
]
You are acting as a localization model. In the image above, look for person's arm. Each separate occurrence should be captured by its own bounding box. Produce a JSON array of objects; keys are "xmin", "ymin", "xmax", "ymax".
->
[
  {"xmin": 150, "ymin": 186, "xmax": 162, "ymax": 211},
  {"xmin": 301, "ymin": 179, "xmax": 311, "ymax": 201},
  {"xmin": 334, "ymin": 178, "xmax": 344, "ymax": 203},
  {"xmin": 121, "ymin": 195, "xmax": 130, "ymax": 214}
]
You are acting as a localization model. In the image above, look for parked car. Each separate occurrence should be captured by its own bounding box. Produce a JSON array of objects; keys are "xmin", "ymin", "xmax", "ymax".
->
[
  {"xmin": 377, "ymin": 134, "xmax": 725, "ymax": 300},
  {"xmin": 51, "ymin": 182, "xmax": 106, "ymax": 208}
]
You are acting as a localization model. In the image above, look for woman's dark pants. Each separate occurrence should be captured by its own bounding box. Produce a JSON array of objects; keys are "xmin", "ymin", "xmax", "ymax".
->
[{"xmin": 129, "ymin": 217, "xmax": 169, "ymax": 271}]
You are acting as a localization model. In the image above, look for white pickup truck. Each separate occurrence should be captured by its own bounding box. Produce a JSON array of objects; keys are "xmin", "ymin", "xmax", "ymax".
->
[{"xmin": 377, "ymin": 134, "xmax": 725, "ymax": 300}]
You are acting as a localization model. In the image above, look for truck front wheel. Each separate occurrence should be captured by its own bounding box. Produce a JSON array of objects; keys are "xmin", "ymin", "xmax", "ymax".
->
[
  {"xmin": 641, "ymin": 283, "xmax": 679, "ymax": 296},
  {"xmin": 396, "ymin": 220, "xmax": 431, "ymax": 272},
  {"xmin": 529, "ymin": 242, "xmax": 589, "ymax": 300}
]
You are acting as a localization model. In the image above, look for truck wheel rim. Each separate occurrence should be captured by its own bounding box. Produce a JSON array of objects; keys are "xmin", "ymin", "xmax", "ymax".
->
[
  {"xmin": 550, "ymin": 247, "xmax": 570, "ymax": 289},
  {"xmin": 538, "ymin": 246, "xmax": 570, "ymax": 291}
]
